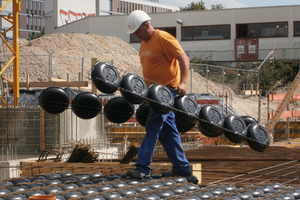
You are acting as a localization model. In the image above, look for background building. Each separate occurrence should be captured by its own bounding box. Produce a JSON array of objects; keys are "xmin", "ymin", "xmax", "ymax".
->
[
  {"xmin": 19, "ymin": 0, "xmax": 45, "ymax": 39},
  {"xmin": 45, "ymin": 0, "xmax": 179, "ymax": 29},
  {"xmin": 45, "ymin": 5, "xmax": 300, "ymax": 61},
  {"xmin": 2, "ymin": 0, "xmax": 176, "ymax": 39}
]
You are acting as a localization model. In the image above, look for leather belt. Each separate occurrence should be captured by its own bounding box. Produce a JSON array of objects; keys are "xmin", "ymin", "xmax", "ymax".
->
[{"xmin": 166, "ymin": 85, "xmax": 178, "ymax": 91}]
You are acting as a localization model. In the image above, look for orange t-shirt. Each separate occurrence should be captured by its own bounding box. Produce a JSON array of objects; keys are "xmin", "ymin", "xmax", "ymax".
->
[{"xmin": 139, "ymin": 30, "xmax": 184, "ymax": 88}]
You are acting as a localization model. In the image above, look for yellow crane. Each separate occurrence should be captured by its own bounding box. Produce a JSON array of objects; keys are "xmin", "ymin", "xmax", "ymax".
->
[{"xmin": 0, "ymin": 0, "xmax": 20, "ymax": 106}]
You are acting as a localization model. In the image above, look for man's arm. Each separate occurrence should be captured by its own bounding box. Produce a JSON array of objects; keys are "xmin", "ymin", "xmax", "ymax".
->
[{"xmin": 177, "ymin": 53, "xmax": 190, "ymax": 96}]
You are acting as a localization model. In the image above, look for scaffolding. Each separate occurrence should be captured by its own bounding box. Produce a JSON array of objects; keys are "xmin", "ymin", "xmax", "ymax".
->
[{"xmin": 0, "ymin": 0, "xmax": 20, "ymax": 106}]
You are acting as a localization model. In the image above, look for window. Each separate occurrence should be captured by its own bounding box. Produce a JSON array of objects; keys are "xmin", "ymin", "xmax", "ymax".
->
[
  {"xmin": 34, "ymin": 1, "xmax": 37, "ymax": 15},
  {"xmin": 130, "ymin": 27, "xmax": 176, "ymax": 43},
  {"xmin": 26, "ymin": 0, "xmax": 28, "ymax": 13},
  {"xmin": 130, "ymin": 34, "xmax": 140, "ymax": 43},
  {"xmin": 109, "ymin": 0, "xmax": 112, "ymax": 11},
  {"xmin": 236, "ymin": 22, "xmax": 288, "ymax": 38},
  {"xmin": 294, "ymin": 22, "xmax": 300, "ymax": 36},
  {"xmin": 182, "ymin": 25, "xmax": 230, "ymax": 40},
  {"xmin": 30, "ymin": 0, "xmax": 33, "ymax": 14}
]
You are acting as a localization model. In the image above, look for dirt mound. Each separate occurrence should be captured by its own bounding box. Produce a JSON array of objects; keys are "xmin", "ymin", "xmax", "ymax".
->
[{"xmin": 9, "ymin": 33, "xmax": 232, "ymax": 94}]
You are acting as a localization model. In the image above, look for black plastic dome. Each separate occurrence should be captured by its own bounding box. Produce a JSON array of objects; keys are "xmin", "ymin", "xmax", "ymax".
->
[
  {"xmin": 147, "ymin": 83, "xmax": 174, "ymax": 114},
  {"xmin": 104, "ymin": 97, "xmax": 134, "ymax": 123},
  {"xmin": 59, "ymin": 171, "xmax": 74, "ymax": 178},
  {"xmin": 174, "ymin": 95, "xmax": 199, "ymax": 124},
  {"xmin": 60, "ymin": 184, "xmax": 78, "ymax": 191},
  {"xmin": 91, "ymin": 62, "xmax": 121, "ymax": 94},
  {"xmin": 198, "ymin": 105, "xmax": 224, "ymax": 138},
  {"xmin": 120, "ymin": 73, "xmax": 148, "ymax": 104},
  {"xmin": 135, "ymin": 102, "xmax": 150, "ymax": 127},
  {"xmin": 241, "ymin": 115, "xmax": 258, "ymax": 126},
  {"xmin": 71, "ymin": 92, "xmax": 102, "ymax": 119},
  {"xmin": 39, "ymin": 87, "xmax": 69, "ymax": 114},
  {"xmin": 175, "ymin": 119, "xmax": 195, "ymax": 133},
  {"xmin": 223, "ymin": 114, "xmax": 247, "ymax": 143},
  {"xmin": 246, "ymin": 123, "xmax": 270, "ymax": 152}
]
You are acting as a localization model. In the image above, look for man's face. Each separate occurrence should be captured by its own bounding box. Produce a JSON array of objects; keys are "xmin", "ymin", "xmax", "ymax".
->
[{"xmin": 134, "ymin": 22, "xmax": 150, "ymax": 42}]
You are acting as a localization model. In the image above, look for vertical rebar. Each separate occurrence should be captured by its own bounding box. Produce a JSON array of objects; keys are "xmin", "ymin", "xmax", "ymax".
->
[
  {"xmin": 81, "ymin": 57, "xmax": 84, "ymax": 81},
  {"xmin": 59, "ymin": 112, "xmax": 61, "ymax": 152},
  {"xmin": 1, "ymin": 105, "xmax": 3, "ymax": 161},
  {"xmin": 236, "ymin": 70, "xmax": 239, "ymax": 95},
  {"xmin": 190, "ymin": 68, "xmax": 193, "ymax": 93},
  {"xmin": 48, "ymin": 53, "xmax": 52, "ymax": 81},
  {"xmin": 222, "ymin": 68, "xmax": 225, "ymax": 114},
  {"xmin": 258, "ymin": 89, "xmax": 261, "ymax": 123},
  {"xmin": 206, "ymin": 65, "xmax": 209, "ymax": 93},
  {"xmin": 267, "ymin": 90, "xmax": 270, "ymax": 126},
  {"xmin": 71, "ymin": 110, "xmax": 73, "ymax": 142}
]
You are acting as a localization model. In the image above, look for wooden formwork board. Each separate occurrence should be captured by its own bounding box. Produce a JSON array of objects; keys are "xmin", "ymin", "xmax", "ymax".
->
[{"xmin": 20, "ymin": 161, "xmax": 202, "ymax": 184}]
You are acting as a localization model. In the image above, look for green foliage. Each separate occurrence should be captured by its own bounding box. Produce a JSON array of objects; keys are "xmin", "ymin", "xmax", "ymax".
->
[
  {"xmin": 258, "ymin": 61, "xmax": 293, "ymax": 90},
  {"xmin": 27, "ymin": 29, "xmax": 44, "ymax": 41},
  {"xmin": 211, "ymin": 4, "xmax": 225, "ymax": 10},
  {"xmin": 181, "ymin": 1, "xmax": 206, "ymax": 11},
  {"xmin": 180, "ymin": 1, "xmax": 225, "ymax": 11}
]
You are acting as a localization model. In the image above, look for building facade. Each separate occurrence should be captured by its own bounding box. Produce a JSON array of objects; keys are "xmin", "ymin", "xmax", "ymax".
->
[
  {"xmin": 2, "ymin": 0, "xmax": 175, "ymax": 39},
  {"xmin": 111, "ymin": 0, "xmax": 177, "ymax": 15},
  {"xmin": 44, "ymin": 0, "xmax": 179, "ymax": 29},
  {"xmin": 19, "ymin": 0, "xmax": 45, "ymax": 39},
  {"xmin": 46, "ymin": 5, "xmax": 300, "ymax": 61}
]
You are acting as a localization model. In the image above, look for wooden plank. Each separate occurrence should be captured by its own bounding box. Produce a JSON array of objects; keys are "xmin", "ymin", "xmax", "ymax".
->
[
  {"xmin": 20, "ymin": 161, "xmax": 200, "ymax": 182},
  {"xmin": 191, "ymin": 164, "xmax": 202, "ymax": 185},
  {"xmin": 268, "ymin": 94, "xmax": 300, "ymax": 101},
  {"xmin": 195, "ymin": 99, "xmax": 219, "ymax": 105},
  {"xmin": 5, "ymin": 81, "xmax": 89, "ymax": 88},
  {"xmin": 40, "ymin": 109, "xmax": 45, "ymax": 151},
  {"xmin": 245, "ymin": 90, "xmax": 259, "ymax": 95},
  {"xmin": 275, "ymin": 122, "xmax": 300, "ymax": 130},
  {"xmin": 269, "ymin": 110, "xmax": 300, "ymax": 119}
]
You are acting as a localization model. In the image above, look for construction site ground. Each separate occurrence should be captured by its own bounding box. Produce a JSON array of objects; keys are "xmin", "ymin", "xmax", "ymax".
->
[{"xmin": 1, "ymin": 33, "xmax": 300, "ymax": 199}]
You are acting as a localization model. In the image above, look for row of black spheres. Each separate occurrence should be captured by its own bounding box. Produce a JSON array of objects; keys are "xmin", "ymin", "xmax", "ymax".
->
[
  {"xmin": 2, "ymin": 171, "xmax": 295, "ymax": 200},
  {"xmin": 39, "ymin": 62, "xmax": 270, "ymax": 152}
]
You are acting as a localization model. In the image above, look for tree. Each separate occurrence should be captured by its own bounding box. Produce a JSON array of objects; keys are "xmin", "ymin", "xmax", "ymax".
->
[
  {"xmin": 180, "ymin": 1, "xmax": 225, "ymax": 11},
  {"xmin": 258, "ymin": 61, "xmax": 293, "ymax": 91},
  {"xmin": 27, "ymin": 29, "xmax": 45, "ymax": 41},
  {"xmin": 181, "ymin": 1, "xmax": 206, "ymax": 11},
  {"xmin": 211, "ymin": 4, "xmax": 225, "ymax": 10}
]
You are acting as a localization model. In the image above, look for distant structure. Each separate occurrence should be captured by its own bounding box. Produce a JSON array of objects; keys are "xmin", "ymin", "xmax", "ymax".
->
[{"xmin": 1, "ymin": 0, "xmax": 178, "ymax": 40}]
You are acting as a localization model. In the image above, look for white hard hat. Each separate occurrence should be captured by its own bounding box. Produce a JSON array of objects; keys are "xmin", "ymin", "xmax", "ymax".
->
[{"xmin": 127, "ymin": 10, "xmax": 151, "ymax": 34}]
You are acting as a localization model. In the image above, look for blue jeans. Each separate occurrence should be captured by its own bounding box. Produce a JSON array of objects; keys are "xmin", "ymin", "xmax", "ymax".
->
[{"xmin": 135, "ymin": 89, "xmax": 191, "ymax": 174}]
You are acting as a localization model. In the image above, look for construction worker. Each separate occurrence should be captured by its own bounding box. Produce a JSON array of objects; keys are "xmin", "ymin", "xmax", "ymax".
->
[{"xmin": 126, "ymin": 10, "xmax": 192, "ymax": 179}]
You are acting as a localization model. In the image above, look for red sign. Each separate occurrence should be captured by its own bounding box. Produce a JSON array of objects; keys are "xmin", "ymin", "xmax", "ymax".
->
[{"xmin": 235, "ymin": 39, "xmax": 259, "ymax": 60}]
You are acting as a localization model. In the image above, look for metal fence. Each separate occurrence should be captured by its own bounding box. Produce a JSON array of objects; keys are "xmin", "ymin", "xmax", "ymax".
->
[{"xmin": 186, "ymin": 47, "xmax": 300, "ymax": 62}]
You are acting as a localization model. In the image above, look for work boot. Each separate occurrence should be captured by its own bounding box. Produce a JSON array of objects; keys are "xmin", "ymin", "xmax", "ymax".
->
[
  {"xmin": 126, "ymin": 169, "xmax": 150, "ymax": 179},
  {"xmin": 162, "ymin": 170, "xmax": 192, "ymax": 177}
]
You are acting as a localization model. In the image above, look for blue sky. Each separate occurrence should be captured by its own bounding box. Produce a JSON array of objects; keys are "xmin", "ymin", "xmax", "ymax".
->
[{"xmin": 159, "ymin": 0, "xmax": 300, "ymax": 8}]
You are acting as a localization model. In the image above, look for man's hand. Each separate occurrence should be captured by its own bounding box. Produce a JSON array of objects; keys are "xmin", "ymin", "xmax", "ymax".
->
[
  {"xmin": 177, "ymin": 82, "xmax": 187, "ymax": 96},
  {"xmin": 177, "ymin": 53, "xmax": 190, "ymax": 96}
]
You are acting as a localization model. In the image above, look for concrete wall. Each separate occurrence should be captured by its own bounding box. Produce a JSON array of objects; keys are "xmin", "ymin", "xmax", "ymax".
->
[
  {"xmin": 45, "ymin": 5, "xmax": 300, "ymax": 61},
  {"xmin": 0, "ymin": 106, "xmax": 104, "ymax": 155}
]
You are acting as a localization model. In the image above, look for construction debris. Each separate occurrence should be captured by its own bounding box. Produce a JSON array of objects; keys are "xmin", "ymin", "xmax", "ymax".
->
[
  {"xmin": 119, "ymin": 143, "xmax": 139, "ymax": 164},
  {"xmin": 65, "ymin": 142, "xmax": 99, "ymax": 163}
]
